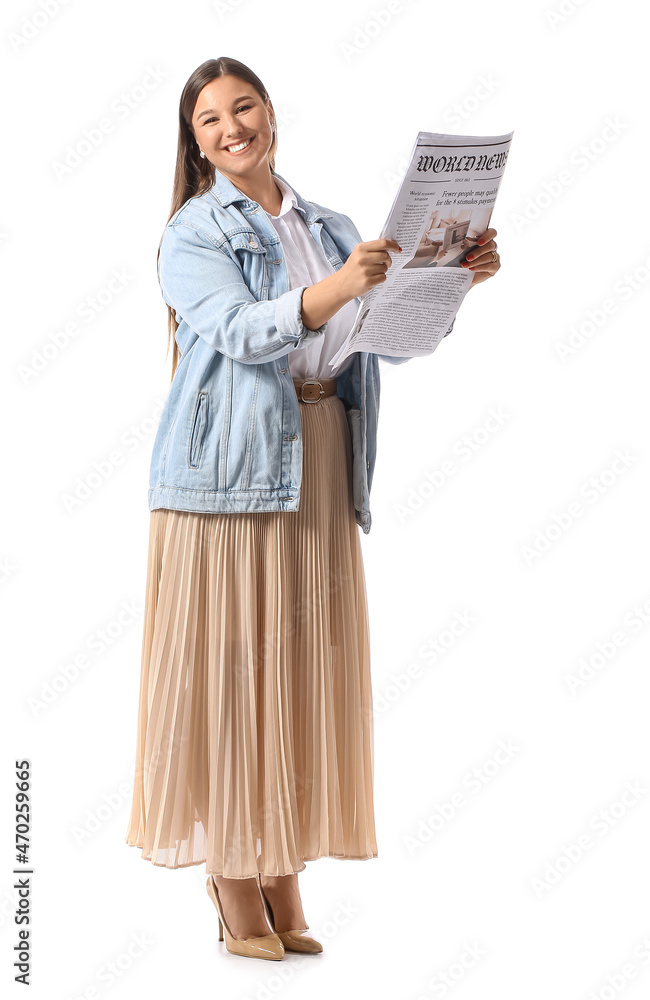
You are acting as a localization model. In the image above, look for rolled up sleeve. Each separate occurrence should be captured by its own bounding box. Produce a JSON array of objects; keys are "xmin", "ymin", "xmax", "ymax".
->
[{"xmin": 158, "ymin": 222, "xmax": 328, "ymax": 364}]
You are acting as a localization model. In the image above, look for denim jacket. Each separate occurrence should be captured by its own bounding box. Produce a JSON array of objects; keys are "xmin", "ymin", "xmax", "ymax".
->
[{"xmin": 150, "ymin": 167, "xmax": 454, "ymax": 534}]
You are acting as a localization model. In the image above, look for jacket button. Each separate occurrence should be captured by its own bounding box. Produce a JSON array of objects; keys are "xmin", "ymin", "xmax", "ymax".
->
[{"xmin": 249, "ymin": 238, "xmax": 258, "ymax": 248}]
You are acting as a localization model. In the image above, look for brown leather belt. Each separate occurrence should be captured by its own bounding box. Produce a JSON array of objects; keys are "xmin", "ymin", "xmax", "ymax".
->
[{"xmin": 292, "ymin": 377, "xmax": 338, "ymax": 402}]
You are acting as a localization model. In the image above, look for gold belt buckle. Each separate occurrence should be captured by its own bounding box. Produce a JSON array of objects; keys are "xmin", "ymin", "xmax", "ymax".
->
[{"xmin": 299, "ymin": 379, "xmax": 324, "ymax": 402}]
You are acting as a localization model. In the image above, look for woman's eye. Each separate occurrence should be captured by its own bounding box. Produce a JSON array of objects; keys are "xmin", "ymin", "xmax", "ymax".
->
[{"xmin": 203, "ymin": 105, "xmax": 251, "ymax": 125}]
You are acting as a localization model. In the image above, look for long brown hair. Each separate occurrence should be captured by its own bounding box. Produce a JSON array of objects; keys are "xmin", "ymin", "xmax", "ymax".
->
[{"xmin": 160, "ymin": 58, "xmax": 277, "ymax": 381}]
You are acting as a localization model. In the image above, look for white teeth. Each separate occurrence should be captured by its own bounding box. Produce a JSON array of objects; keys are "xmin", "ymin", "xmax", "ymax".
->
[{"xmin": 226, "ymin": 138, "xmax": 252, "ymax": 153}]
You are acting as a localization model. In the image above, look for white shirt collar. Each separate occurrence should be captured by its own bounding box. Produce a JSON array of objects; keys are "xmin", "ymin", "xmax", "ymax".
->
[{"xmin": 267, "ymin": 174, "xmax": 301, "ymax": 220}]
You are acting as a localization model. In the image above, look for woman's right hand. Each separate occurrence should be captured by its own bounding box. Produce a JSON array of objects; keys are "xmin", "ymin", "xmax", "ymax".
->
[{"xmin": 335, "ymin": 239, "xmax": 402, "ymax": 300}]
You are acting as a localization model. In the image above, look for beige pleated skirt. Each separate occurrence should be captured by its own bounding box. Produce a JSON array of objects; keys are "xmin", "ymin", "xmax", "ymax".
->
[{"xmin": 124, "ymin": 391, "xmax": 378, "ymax": 878}]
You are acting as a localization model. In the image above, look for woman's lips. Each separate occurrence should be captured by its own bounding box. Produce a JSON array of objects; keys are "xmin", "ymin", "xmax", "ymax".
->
[{"xmin": 223, "ymin": 135, "xmax": 255, "ymax": 155}]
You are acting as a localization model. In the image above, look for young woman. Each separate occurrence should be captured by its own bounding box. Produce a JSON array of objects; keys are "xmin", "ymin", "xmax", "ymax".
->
[{"xmin": 124, "ymin": 56, "xmax": 501, "ymax": 962}]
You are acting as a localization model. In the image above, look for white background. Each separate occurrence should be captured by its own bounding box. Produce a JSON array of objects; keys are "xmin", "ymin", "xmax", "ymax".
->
[{"xmin": 2, "ymin": 0, "xmax": 650, "ymax": 996}]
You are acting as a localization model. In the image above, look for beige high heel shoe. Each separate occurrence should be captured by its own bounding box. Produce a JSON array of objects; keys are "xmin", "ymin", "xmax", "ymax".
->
[
  {"xmin": 256, "ymin": 874, "xmax": 323, "ymax": 954},
  {"xmin": 206, "ymin": 874, "xmax": 285, "ymax": 961}
]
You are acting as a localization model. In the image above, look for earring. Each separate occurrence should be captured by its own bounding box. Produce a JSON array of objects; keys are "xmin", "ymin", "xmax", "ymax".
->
[{"xmin": 199, "ymin": 149, "xmax": 205, "ymax": 158}]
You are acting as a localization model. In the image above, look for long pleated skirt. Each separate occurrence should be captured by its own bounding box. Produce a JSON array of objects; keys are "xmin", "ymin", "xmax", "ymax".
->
[{"xmin": 124, "ymin": 391, "xmax": 378, "ymax": 878}]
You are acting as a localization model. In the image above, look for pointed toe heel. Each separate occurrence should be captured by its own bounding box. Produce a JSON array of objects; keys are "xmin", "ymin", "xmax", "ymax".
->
[
  {"xmin": 256, "ymin": 874, "xmax": 323, "ymax": 954},
  {"xmin": 277, "ymin": 929, "xmax": 323, "ymax": 954},
  {"xmin": 206, "ymin": 875, "xmax": 285, "ymax": 961}
]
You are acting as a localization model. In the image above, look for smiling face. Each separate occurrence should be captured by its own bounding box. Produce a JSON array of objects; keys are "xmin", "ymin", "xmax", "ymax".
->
[{"xmin": 191, "ymin": 74, "xmax": 275, "ymax": 183}]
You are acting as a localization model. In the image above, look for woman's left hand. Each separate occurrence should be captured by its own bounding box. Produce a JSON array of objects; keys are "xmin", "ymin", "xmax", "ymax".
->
[{"xmin": 462, "ymin": 228, "xmax": 500, "ymax": 287}]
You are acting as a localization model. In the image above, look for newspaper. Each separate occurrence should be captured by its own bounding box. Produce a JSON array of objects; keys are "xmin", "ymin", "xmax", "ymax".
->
[{"xmin": 327, "ymin": 129, "xmax": 514, "ymax": 368}]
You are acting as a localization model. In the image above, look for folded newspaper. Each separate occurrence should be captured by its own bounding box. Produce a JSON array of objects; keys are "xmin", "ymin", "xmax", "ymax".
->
[{"xmin": 327, "ymin": 129, "xmax": 515, "ymax": 368}]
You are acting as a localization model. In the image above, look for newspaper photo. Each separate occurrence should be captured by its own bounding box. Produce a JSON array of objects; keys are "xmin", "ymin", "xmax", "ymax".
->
[{"xmin": 327, "ymin": 129, "xmax": 515, "ymax": 369}]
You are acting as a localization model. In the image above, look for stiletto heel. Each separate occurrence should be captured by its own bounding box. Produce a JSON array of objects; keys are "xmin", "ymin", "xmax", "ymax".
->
[
  {"xmin": 206, "ymin": 875, "xmax": 285, "ymax": 961},
  {"xmin": 256, "ymin": 874, "xmax": 323, "ymax": 954}
]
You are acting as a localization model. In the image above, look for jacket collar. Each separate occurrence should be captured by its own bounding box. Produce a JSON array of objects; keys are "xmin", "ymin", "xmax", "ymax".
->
[{"xmin": 208, "ymin": 167, "xmax": 332, "ymax": 224}]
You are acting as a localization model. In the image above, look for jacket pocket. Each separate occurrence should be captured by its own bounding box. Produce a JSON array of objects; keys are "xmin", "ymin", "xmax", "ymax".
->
[
  {"xmin": 188, "ymin": 391, "xmax": 208, "ymax": 469},
  {"xmin": 229, "ymin": 230, "xmax": 268, "ymax": 300},
  {"xmin": 345, "ymin": 407, "xmax": 364, "ymax": 512}
]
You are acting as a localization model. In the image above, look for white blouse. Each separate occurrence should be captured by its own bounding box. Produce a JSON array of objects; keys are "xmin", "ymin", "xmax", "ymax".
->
[{"xmin": 262, "ymin": 174, "xmax": 359, "ymax": 379}]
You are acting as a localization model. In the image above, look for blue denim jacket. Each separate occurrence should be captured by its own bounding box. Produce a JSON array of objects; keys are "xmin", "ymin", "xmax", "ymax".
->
[{"xmin": 150, "ymin": 167, "xmax": 454, "ymax": 534}]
